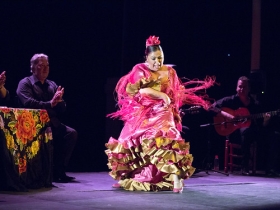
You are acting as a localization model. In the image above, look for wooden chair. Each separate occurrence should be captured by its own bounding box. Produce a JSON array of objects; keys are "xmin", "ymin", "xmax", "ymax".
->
[{"xmin": 224, "ymin": 139, "xmax": 257, "ymax": 174}]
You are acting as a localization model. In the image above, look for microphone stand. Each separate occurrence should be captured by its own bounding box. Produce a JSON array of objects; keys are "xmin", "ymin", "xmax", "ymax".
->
[{"xmin": 196, "ymin": 121, "xmax": 231, "ymax": 176}]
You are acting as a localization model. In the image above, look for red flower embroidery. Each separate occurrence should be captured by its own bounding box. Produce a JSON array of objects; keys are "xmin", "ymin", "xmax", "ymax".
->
[
  {"xmin": 0, "ymin": 107, "xmax": 11, "ymax": 114},
  {"xmin": 18, "ymin": 157, "xmax": 27, "ymax": 174},
  {"xmin": 39, "ymin": 110, "xmax": 50, "ymax": 124},
  {"xmin": 15, "ymin": 110, "xmax": 36, "ymax": 144}
]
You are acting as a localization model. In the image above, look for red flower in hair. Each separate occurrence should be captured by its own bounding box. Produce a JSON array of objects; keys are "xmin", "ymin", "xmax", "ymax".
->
[{"xmin": 146, "ymin": 36, "xmax": 160, "ymax": 47}]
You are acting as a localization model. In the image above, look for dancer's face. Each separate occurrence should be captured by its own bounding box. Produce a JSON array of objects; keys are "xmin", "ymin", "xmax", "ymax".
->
[{"xmin": 146, "ymin": 49, "xmax": 164, "ymax": 71}]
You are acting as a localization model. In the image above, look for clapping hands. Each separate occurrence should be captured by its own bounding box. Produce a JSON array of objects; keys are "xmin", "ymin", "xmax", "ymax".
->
[
  {"xmin": 0, "ymin": 71, "xmax": 6, "ymax": 89},
  {"xmin": 51, "ymin": 86, "xmax": 64, "ymax": 107}
]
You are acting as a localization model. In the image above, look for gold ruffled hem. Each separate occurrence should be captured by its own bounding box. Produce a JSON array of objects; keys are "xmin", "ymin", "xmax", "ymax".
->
[
  {"xmin": 105, "ymin": 137, "xmax": 195, "ymax": 191},
  {"xmin": 119, "ymin": 178, "xmax": 173, "ymax": 192}
]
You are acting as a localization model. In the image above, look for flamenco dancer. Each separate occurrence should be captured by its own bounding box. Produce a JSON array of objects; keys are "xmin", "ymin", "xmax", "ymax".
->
[{"xmin": 105, "ymin": 35, "xmax": 215, "ymax": 192}]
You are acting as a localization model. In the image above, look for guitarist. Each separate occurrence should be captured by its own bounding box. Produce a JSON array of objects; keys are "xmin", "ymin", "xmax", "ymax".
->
[{"xmin": 208, "ymin": 76, "xmax": 271, "ymax": 175}]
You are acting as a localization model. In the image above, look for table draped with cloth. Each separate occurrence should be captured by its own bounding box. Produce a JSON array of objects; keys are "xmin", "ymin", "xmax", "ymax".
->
[{"xmin": 0, "ymin": 107, "xmax": 53, "ymax": 191}]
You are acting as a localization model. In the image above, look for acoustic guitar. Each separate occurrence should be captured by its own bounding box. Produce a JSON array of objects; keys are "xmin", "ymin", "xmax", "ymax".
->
[{"xmin": 213, "ymin": 107, "xmax": 280, "ymax": 136}]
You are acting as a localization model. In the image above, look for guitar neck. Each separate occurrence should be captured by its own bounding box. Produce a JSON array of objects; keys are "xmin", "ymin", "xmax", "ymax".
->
[{"xmin": 249, "ymin": 110, "xmax": 279, "ymax": 119}]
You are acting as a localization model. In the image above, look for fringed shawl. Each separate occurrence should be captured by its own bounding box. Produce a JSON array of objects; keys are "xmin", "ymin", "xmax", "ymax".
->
[{"xmin": 108, "ymin": 63, "xmax": 215, "ymax": 127}]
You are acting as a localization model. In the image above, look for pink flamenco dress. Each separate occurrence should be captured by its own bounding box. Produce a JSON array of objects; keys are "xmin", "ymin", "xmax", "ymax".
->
[{"xmin": 105, "ymin": 63, "xmax": 215, "ymax": 191}]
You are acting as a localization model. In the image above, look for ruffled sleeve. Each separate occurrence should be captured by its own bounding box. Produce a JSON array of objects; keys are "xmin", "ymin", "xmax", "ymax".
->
[
  {"xmin": 126, "ymin": 77, "xmax": 162, "ymax": 97},
  {"xmin": 107, "ymin": 63, "xmax": 152, "ymax": 120},
  {"xmin": 126, "ymin": 81, "xmax": 140, "ymax": 97}
]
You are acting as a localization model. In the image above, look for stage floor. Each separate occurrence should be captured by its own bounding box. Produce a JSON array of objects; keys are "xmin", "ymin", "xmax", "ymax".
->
[{"xmin": 1, "ymin": 171, "xmax": 280, "ymax": 210}]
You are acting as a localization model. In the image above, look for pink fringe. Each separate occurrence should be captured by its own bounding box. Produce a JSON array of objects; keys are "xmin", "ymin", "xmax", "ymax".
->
[{"xmin": 107, "ymin": 63, "xmax": 216, "ymax": 128}]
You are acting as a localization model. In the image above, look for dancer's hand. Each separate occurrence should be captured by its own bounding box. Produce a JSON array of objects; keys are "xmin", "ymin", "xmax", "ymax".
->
[{"xmin": 161, "ymin": 93, "xmax": 171, "ymax": 107}]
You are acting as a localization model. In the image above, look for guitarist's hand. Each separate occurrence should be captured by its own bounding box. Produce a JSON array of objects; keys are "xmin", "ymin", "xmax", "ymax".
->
[
  {"xmin": 221, "ymin": 111, "xmax": 235, "ymax": 120},
  {"xmin": 263, "ymin": 113, "xmax": 271, "ymax": 127}
]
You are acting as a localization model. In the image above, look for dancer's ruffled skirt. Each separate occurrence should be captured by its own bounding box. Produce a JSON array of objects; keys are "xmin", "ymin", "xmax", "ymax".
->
[{"xmin": 105, "ymin": 106, "xmax": 195, "ymax": 191}]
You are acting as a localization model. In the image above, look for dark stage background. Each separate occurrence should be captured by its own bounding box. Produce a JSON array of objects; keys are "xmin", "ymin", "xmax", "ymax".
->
[{"xmin": 1, "ymin": 1, "xmax": 280, "ymax": 172}]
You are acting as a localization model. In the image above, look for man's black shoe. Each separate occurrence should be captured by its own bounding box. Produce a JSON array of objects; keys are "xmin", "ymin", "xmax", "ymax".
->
[
  {"xmin": 64, "ymin": 175, "xmax": 76, "ymax": 181},
  {"xmin": 53, "ymin": 174, "xmax": 76, "ymax": 183}
]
